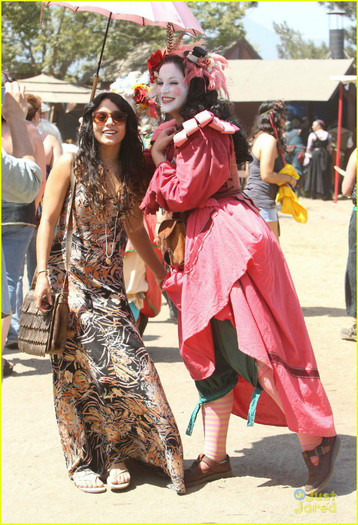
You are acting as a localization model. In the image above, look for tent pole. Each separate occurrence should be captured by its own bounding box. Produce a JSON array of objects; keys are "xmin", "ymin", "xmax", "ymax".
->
[
  {"xmin": 49, "ymin": 105, "xmax": 55, "ymax": 122},
  {"xmin": 90, "ymin": 12, "xmax": 112, "ymax": 101},
  {"xmin": 334, "ymin": 82, "xmax": 344, "ymax": 203}
]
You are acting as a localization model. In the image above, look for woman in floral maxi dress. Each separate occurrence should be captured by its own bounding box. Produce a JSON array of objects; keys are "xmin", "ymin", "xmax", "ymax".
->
[{"xmin": 34, "ymin": 92, "xmax": 184, "ymax": 494}]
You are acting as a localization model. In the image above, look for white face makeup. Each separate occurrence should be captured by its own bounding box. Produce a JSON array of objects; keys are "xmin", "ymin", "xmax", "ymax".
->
[{"xmin": 156, "ymin": 62, "xmax": 189, "ymax": 120}]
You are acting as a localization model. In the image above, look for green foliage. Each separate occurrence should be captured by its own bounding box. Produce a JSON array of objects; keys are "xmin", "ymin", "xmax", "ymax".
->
[
  {"xmin": 2, "ymin": 2, "xmax": 109, "ymax": 79},
  {"xmin": 344, "ymin": 25, "xmax": 357, "ymax": 57},
  {"xmin": 274, "ymin": 21, "xmax": 329, "ymax": 59},
  {"xmin": 320, "ymin": 1, "xmax": 356, "ymax": 19},
  {"xmin": 188, "ymin": 1, "xmax": 257, "ymax": 51},
  {"xmin": 1, "ymin": 1, "xmax": 258, "ymax": 82},
  {"xmin": 273, "ymin": 2, "xmax": 356, "ymax": 59}
]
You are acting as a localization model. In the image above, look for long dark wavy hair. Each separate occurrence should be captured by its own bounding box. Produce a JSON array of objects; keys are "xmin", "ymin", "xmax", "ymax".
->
[
  {"xmin": 253, "ymin": 100, "xmax": 288, "ymax": 152},
  {"xmin": 75, "ymin": 92, "xmax": 148, "ymax": 220},
  {"xmin": 160, "ymin": 55, "xmax": 252, "ymax": 168}
]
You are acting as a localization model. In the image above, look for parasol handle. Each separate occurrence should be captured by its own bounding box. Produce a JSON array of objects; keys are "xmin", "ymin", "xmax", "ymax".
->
[
  {"xmin": 96, "ymin": 12, "xmax": 112, "ymax": 76},
  {"xmin": 89, "ymin": 12, "xmax": 112, "ymax": 101},
  {"xmin": 90, "ymin": 75, "xmax": 99, "ymax": 102}
]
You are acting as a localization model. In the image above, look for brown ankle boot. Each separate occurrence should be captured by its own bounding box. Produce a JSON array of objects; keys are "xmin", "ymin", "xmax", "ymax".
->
[{"xmin": 302, "ymin": 435, "xmax": 341, "ymax": 495}]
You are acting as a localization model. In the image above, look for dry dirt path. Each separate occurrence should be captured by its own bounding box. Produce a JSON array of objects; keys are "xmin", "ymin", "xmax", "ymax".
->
[{"xmin": 1, "ymin": 197, "xmax": 356, "ymax": 524}]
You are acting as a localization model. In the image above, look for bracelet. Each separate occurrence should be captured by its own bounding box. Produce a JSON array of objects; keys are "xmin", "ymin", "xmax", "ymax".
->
[{"xmin": 37, "ymin": 269, "xmax": 49, "ymax": 276}]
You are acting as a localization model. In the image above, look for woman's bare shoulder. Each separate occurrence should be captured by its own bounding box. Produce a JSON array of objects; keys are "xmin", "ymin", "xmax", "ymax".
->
[
  {"xmin": 256, "ymin": 132, "xmax": 276, "ymax": 145},
  {"xmin": 47, "ymin": 151, "xmax": 74, "ymax": 186},
  {"xmin": 252, "ymin": 132, "xmax": 276, "ymax": 154},
  {"xmin": 52, "ymin": 151, "xmax": 75, "ymax": 171},
  {"xmin": 59, "ymin": 151, "xmax": 75, "ymax": 163}
]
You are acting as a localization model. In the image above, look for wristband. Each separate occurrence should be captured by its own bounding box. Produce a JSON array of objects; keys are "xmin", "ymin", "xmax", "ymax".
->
[{"xmin": 37, "ymin": 269, "xmax": 49, "ymax": 276}]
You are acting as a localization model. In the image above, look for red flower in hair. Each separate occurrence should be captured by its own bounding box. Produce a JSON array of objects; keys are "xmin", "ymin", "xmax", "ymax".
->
[
  {"xmin": 133, "ymin": 84, "xmax": 148, "ymax": 104},
  {"xmin": 148, "ymin": 50, "xmax": 165, "ymax": 83}
]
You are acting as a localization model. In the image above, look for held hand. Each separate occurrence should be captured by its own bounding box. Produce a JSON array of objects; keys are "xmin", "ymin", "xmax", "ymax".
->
[
  {"xmin": 34, "ymin": 274, "xmax": 53, "ymax": 313},
  {"xmin": 289, "ymin": 176, "xmax": 297, "ymax": 188},
  {"xmin": 151, "ymin": 127, "xmax": 176, "ymax": 157},
  {"xmin": 155, "ymin": 267, "xmax": 168, "ymax": 289},
  {"xmin": 1, "ymin": 82, "xmax": 28, "ymax": 123}
]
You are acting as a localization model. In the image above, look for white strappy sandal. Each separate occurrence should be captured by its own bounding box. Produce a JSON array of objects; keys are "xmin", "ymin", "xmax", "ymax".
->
[
  {"xmin": 73, "ymin": 468, "xmax": 106, "ymax": 493},
  {"xmin": 107, "ymin": 462, "xmax": 131, "ymax": 491}
]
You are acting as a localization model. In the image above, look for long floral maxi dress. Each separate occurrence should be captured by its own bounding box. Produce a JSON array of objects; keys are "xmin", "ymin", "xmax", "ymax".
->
[{"xmin": 47, "ymin": 180, "xmax": 185, "ymax": 494}]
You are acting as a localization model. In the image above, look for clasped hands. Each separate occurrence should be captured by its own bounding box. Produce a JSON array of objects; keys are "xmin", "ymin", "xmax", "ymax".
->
[{"xmin": 151, "ymin": 127, "xmax": 176, "ymax": 167}]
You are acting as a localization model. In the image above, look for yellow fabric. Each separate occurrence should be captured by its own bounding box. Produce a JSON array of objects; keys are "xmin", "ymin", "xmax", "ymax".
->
[
  {"xmin": 276, "ymin": 164, "xmax": 308, "ymax": 223},
  {"xmin": 278, "ymin": 163, "xmax": 300, "ymax": 182}
]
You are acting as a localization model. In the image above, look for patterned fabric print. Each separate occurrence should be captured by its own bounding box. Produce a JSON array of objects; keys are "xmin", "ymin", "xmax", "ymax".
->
[{"xmin": 48, "ymin": 182, "xmax": 185, "ymax": 494}]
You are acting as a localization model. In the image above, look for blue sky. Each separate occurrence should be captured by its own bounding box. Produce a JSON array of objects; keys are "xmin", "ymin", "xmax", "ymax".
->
[{"xmin": 242, "ymin": 1, "xmax": 352, "ymax": 59}]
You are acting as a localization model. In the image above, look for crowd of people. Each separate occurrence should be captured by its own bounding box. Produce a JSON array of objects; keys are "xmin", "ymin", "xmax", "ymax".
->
[{"xmin": 2, "ymin": 38, "xmax": 355, "ymax": 498}]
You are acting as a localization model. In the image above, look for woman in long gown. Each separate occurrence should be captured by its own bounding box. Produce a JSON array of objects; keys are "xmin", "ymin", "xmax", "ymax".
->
[
  {"xmin": 303, "ymin": 119, "xmax": 333, "ymax": 199},
  {"xmin": 34, "ymin": 92, "xmax": 185, "ymax": 494},
  {"xmin": 141, "ymin": 45, "xmax": 340, "ymax": 496}
]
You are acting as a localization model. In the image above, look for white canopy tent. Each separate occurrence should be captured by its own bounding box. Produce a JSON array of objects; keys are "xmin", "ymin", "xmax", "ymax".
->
[
  {"xmin": 227, "ymin": 58, "xmax": 355, "ymax": 102},
  {"xmin": 18, "ymin": 73, "xmax": 91, "ymax": 104}
]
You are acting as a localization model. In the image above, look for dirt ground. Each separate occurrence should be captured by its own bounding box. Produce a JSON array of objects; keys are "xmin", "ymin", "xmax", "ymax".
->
[{"xmin": 1, "ymin": 196, "xmax": 356, "ymax": 524}]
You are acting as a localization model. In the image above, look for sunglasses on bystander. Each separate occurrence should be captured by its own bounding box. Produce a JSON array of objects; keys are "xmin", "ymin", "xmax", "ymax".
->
[{"xmin": 92, "ymin": 111, "xmax": 127, "ymax": 126}]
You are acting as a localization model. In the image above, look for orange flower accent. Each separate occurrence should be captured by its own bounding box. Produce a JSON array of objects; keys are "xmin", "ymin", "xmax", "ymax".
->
[{"xmin": 197, "ymin": 57, "xmax": 211, "ymax": 69}]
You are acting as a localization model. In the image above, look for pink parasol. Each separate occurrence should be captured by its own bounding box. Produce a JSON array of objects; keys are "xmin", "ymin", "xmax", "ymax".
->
[{"xmin": 42, "ymin": 1, "xmax": 205, "ymax": 100}]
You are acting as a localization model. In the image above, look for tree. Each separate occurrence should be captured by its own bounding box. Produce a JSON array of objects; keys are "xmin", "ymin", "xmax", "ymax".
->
[
  {"xmin": 274, "ymin": 2, "xmax": 356, "ymax": 60},
  {"xmin": 1, "ymin": 2, "xmax": 168, "ymax": 82},
  {"xmin": 1, "ymin": 1, "xmax": 258, "ymax": 83},
  {"xmin": 274, "ymin": 21, "xmax": 330, "ymax": 59},
  {"xmin": 320, "ymin": 1, "xmax": 356, "ymax": 18},
  {"xmin": 2, "ymin": 2, "xmax": 102, "ymax": 79},
  {"xmin": 188, "ymin": 1, "xmax": 257, "ymax": 51}
]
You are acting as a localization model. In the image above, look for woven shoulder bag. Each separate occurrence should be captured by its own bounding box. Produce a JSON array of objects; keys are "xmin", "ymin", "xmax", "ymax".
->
[{"xmin": 18, "ymin": 169, "xmax": 76, "ymax": 356}]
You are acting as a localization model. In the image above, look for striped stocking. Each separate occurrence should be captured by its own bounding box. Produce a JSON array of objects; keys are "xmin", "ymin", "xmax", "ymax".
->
[{"xmin": 202, "ymin": 390, "xmax": 234, "ymax": 463}]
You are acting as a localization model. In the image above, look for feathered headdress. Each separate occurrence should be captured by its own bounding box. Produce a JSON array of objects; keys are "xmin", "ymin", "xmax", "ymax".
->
[{"xmin": 147, "ymin": 30, "xmax": 230, "ymax": 99}]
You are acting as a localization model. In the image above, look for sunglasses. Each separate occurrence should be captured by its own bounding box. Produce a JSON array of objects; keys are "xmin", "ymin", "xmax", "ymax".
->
[{"xmin": 92, "ymin": 111, "xmax": 128, "ymax": 125}]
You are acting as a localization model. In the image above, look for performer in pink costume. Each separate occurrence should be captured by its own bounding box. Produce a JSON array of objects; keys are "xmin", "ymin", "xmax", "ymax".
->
[{"xmin": 140, "ymin": 44, "xmax": 340, "ymax": 495}]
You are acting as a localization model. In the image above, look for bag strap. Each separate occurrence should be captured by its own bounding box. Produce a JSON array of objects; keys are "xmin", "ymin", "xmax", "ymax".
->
[
  {"xmin": 30, "ymin": 158, "xmax": 77, "ymax": 292},
  {"xmin": 60, "ymin": 158, "xmax": 76, "ymax": 296}
]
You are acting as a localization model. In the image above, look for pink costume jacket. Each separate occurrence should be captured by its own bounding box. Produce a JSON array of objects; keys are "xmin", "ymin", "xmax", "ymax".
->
[{"xmin": 141, "ymin": 111, "xmax": 335, "ymax": 437}]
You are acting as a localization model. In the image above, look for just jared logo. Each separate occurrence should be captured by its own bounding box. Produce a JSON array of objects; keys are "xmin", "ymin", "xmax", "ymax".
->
[{"xmin": 293, "ymin": 489, "xmax": 337, "ymax": 514}]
